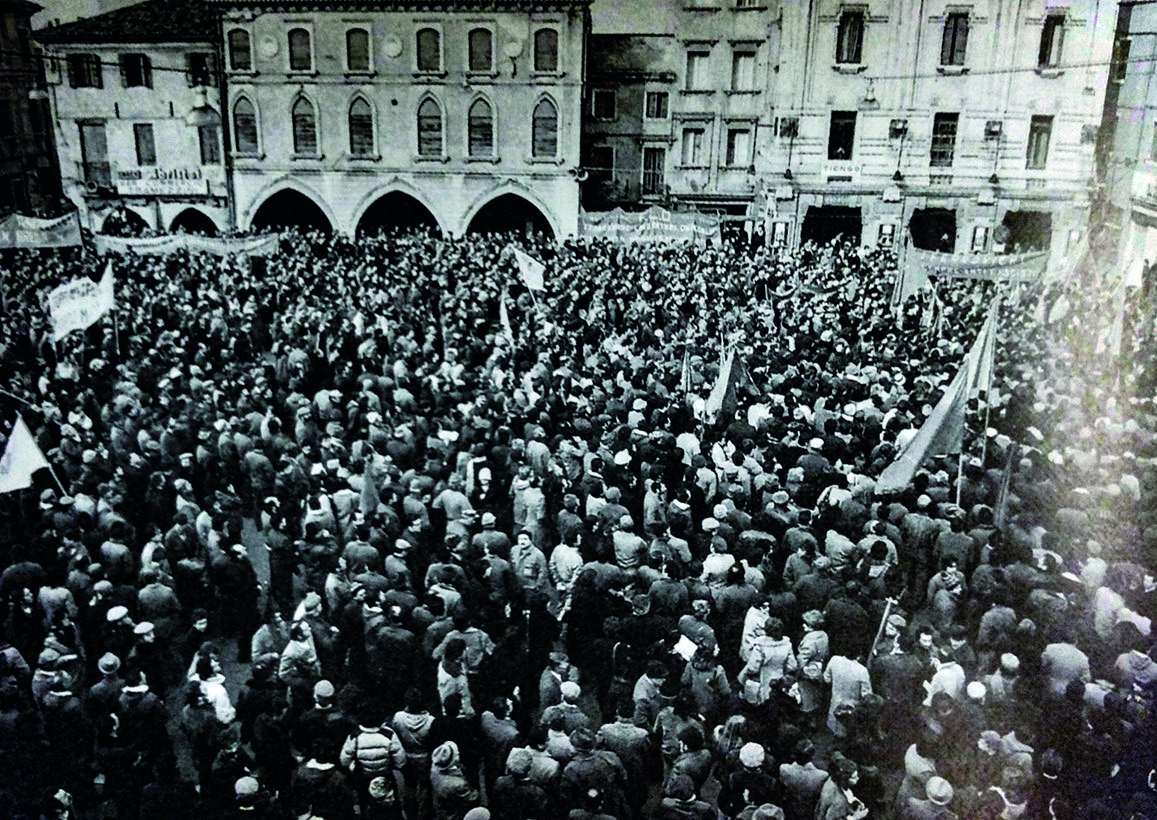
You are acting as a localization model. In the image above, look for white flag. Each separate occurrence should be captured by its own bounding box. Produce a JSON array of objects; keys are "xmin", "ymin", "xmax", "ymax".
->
[
  {"xmin": 48, "ymin": 261, "xmax": 115, "ymax": 340},
  {"xmin": 0, "ymin": 416, "xmax": 50, "ymax": 494},
  {"xmin": 512, "ymin": 248, "xmax": 546, "ymax": 291}
]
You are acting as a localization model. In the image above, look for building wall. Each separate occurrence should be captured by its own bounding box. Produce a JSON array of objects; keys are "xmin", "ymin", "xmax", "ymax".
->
[
  {"xmin": 223, "ymin": 3, "xmax": 586, "ymax": 236},
  {"xmin": 586, "ymin": 0, "xmax": 1110, "ymax": 266},
  {"xmin": 766, "ymin": 0, "xmax": 1111, "ymax": 269},
  {"xmin": 45, "ymin": 41, "xmax": 229, "ymax": 233},
  {"xmin": 0, "ymin": 0, "xmax": 61, "ymax": 216}
]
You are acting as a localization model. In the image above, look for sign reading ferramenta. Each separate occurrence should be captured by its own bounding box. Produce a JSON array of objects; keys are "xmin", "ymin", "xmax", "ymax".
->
[{"xmin": 115, "ymin": 167, "xmax": 210, "ymax": 196}]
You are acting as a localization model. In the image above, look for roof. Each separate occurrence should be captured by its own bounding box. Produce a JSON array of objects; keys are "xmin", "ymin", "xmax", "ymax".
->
[
  {"xmin": 34, "ymin": 0, "xmax": 217, "ymax": 45},
  {"xmin": 589, "ymin": 34, "xmax": 678, "ymax": 76},
  {"xmin": 205, "ymin": 0, "xmax": 587, "ymax": 9}
]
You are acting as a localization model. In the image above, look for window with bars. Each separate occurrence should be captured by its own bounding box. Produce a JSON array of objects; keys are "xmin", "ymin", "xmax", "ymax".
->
[
  {"xmin": 1039, "ymin": 14, "xmax": 1064, "ymax": 68},
  {"xmin": 1026, "ymin": 115, "xmax": 1052, "ymax": 169},
  {"xmin": 686, "ymin": 51, "xmax": 709, "ymax": 90},
  {"xmin": 731, "ymin": 51, "xmax": 755, "ymax": 91},
  {"xmin": 837, "ymin": 11, "xmax": 864, "ymax": 64},
  {"xmin": 186, "ymin": 52, "xmax": 215, "ymax": 86},
  {"xmin": 940, "ymin": 13, "xmax": 968, "ymax": 66},
  {"xmin": 532, "ymin": 98, "xmax": 557, "ymax": 158},
  {"xmin": 120, "ymin": 53, "xmax": 151, "ymax": 88},
  {"xmin": 134, "ymin": 123, "xmax": 156, "ymax": 166},
  {"xmin": 199, "ymin": 125, "xmax": 220, "ymax": 164},
  {"xmin": 288, "ymin": 29, "xmax": 311, "ymax": 71},
  {"xmin": 468, "ymin": 98, "xmax": 493, "ymax": 157},
  {"xmin": 417, "ymin": 98, "xmax": 442, "ymax": 156},
  {"xmin": 469, "ymin": 28, "xmax": 493, "ymax": 72},
  {"xmin": 930, "ymin": 112, "xmax": 959, "ymax": 167},
  {"xmin": 233, "ymin": 97, "xmax": 259, "ymax": 154},
  {"xmin": 349, "ymin": 98, "xmax": 373, "ymax": 155},
  {"xmin": 645, "ymin": 92, "xmax": 669, "ymax": 119},
  {"xmin": 67, "ymin": 53, "xmax": 102, "ymax": 88},
  {"xmin": 228, "ymin": 30, "xmax": 251, "ymax": 71},
  {"xmin": 682, "ymin": 127, "xmax": 705, "ymax": 165},
  {"xmin": 534, "ymin": 29, "xmax": 558, "ymax": 72},
  {"xmin": 828, "ymin": 111, "xmax": 856, "ymax": 159},
  {"xmin": 417, "ymin": 28, "xmax": 441, "ymax": 72},
  {"xmin": 292, "ymin": 97, "xmax": 317, "ymax": 155},
  {"xmin": 642, "ymin": 146, "xmax": 665, "ymax": 195},
  {"xmin": 347, "ymin": 29, "xmax": 370, "ymax": 72}
]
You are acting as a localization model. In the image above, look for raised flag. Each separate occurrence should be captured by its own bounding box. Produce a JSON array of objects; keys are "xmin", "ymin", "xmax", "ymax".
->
[
  {"xmin": 875, "ymin": 307, "xmax": 995, "ymax": 494},
  {"xmin": 679, "ymin": 348, "xmax": 692, "ymax": 395},
  {"xmin": 0, "ymin": 416, "xmax": 50, "ymax": 494},
  {"xmin": 704, "ymin": 347, "xmax": 746, "ymax": 425},
  {"xmin": 48, "ymin": 262, "xmax": 115, "ymax": 340},
  {"xmin": 512, "ymin": 248, "xmax": 546, "ymax": 292},
  {"xmin": 498, "ymin": 289, "xmax": 514, "ymax": 341}
]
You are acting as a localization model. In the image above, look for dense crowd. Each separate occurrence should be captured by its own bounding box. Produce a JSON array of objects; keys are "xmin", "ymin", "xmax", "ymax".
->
[{"xmin": 0, "ymin": 225, "xmax": 1155, "ymax": 820}]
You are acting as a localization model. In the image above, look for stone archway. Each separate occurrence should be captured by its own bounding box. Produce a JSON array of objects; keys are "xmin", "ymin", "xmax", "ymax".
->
[
  {"xmin": 251, "ymin": 189, "xmax": 333, "ymax": 233},
  {"xmin": 356, "ymin": 191, "xmax": 441, "ymax": 237},
  {"xmin": 100, "ymin": 207, "xmax": 149, "ymax": 237},
  {"xmin": 466, "ymin": 193, "xmax": 554, "ymax": 239},
  {"xmin": 169, "ymin": 208, "xmax": 218, "ymax": 236}
]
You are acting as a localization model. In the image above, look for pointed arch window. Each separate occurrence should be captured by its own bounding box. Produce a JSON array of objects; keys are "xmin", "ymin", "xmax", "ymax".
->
[
  {"xmin": 292, "ymin": 97, "xmax": 317, "ymax": 155},
  {"xmin": 349, "ymin": 98, "xmax": 373, "ymax": 155},
  {"xmin": 418, "ymin": 97, "xmax": 443, "ymax": 157},
  {"xmin": 532, "ymin": 98, "xmax": 558, "ymax": 158},
  {"xmin": 233, "ymin": 97, "xmax": 259, "ymax": 154},
  {"xmin": 468, "ymin": 98, "xmax": 493, "ymax": 157}
]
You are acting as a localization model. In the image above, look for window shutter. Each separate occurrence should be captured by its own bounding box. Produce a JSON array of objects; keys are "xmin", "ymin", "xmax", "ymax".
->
[
  {"xmin": 349, "ymin": 99, "xmax": 373, "ymax": 155},
  {"xmin": 532, "ymin": 99, "xmax": 557, "ymax": 157},
  {"xmin": 469, "ymin": 100, "xmax": 492, "ymax": 156},
  {"xmin": 293, "ymin": 99, "xmax": 317, "ymax": 155},
  {"xmin": 418, "ymin": 99, "xmax": 442, "ymax": 156},
  {"xmin": 119, "ymin": 54, "xmax": 128, "ymax": 87}
]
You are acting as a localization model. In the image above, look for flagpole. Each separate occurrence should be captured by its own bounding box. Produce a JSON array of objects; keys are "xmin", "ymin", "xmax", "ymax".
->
[
  {"xmin": 113, "ymin": 308, "xmax": 121, "ymax": 361},
  {"xmin": 47, "ymin": 463, "xmax": 68, "ymax": 497},
  {"xmin": 866, "ymin": 597, "xmax": 897, "ymax": 673},
  {"xmin": 0, "ymin": 388, "xmax": 36, "ymax": 408},
  {"xmin": 979, "ymin": 299, "xmax": 999, "ymax": 470}
]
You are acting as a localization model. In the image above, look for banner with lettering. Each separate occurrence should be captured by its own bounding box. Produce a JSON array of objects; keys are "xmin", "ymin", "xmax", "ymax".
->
[
  {"xmin": 580, "ymin": 207, "xmax": 721, "ymax": 244},
  {"xmin": 907, "ymin": 248, "xmax": 1048, "ymax": 282},
  {"xmin": 0, "ymin": 211, "xmax": 82, "ymax": 249},
  {"xmin": 48, "ymin": 262, "xmax": 115, "ymax": 341},
  {"xmin": 94, "ymin": 233, "xmax": 281, "ymax": 257}
]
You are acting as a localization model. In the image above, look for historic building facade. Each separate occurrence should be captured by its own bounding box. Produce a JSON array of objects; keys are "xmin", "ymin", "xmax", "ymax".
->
[
  {"xmin": 36, "ymin": 0, "xmax": 228, "ymax": 234},
  {"xmin": 1100, "ymin": 0, "xmax": 1157, "ymax": 279},
  {"xmin": 584, "ymin": 0, "xmax": 1113, "ymax": 266},
  {"xmin": 582, "ymin": 3, "xmax": 777, "ymax": 237},
  {"xmin": 215, "ymin": 0, "xmax": 587, "ymax": 237},
  {"xmin": 765, "ymin": 0, "xmax": 1112, "ymax": 269}
]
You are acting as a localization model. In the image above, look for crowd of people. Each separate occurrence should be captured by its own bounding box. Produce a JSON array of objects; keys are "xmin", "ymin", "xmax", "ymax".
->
[{"xmin": 0, "ymin": 224, "xmax": 1155, "ymax": 820}]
